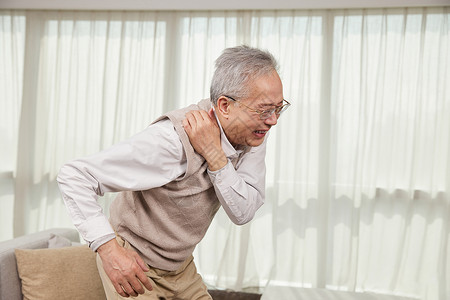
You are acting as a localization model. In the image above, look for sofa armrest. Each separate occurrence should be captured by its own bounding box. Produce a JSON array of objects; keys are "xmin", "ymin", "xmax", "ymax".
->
[{"xmin": 0, "ymin": 228, "xmax": 80, "ymax": 300}]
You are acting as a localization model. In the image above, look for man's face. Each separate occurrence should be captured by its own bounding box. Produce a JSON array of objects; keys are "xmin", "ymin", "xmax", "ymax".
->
[{"xmin": 220, "ymin": 71, "xmax": 284, "ymax": 147}]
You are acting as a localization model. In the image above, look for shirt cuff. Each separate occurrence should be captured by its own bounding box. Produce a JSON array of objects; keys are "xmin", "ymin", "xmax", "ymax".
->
[
  {"xmin": 207, "ymin": 160, "xmax": 239, "ymax": 187},
  {"xmin": 90, "ymin": 233, "xmax": 117, "ymax": 252},
  {"xmin": 77, "ymin": 215, "xmax": 115, "ymax": 251}
]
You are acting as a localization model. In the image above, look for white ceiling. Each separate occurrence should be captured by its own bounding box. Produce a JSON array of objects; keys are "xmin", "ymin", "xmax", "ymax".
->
[{"xmin": 1, "ymin": 0, "xmax": 449, "ymax": 10}]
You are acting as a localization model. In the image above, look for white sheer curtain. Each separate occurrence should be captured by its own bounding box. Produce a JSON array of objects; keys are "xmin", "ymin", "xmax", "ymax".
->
[
  {"xmin": 0, "ymin": 7, "xmax": 449, "ymax": 300},
  {"xmin": 0, "ymin": 10, "xmax": 25, "ymax": 240},
  {"xmin": 327, "ymin": 8, "xmax": 449, "ymax": 300}
]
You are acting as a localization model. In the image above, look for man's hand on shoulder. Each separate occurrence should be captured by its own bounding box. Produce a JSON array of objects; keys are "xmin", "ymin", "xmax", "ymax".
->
[
  {"xmin": 183, "ymin": 108, "xmax": 227, "ymax": 171},
  {"xmin": 97, "ymin": 239, "xmax": 153, "ymax": 297}
]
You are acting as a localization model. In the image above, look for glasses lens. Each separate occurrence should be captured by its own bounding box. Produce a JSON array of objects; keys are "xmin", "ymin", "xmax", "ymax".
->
[
  {"xmin": 260, "ymin": 102, "xmax": 290, "ymax": 120},
  {"xmin": 278, "ymin": 105, "xmax": 287, "ymax": 114},
  {"xmin": 260, "ymin": 111, "xmax": 274, "ymax": 120},
  {"xmin": 278, "ymin": 101, "xmax": 290, "ymax": 114}
]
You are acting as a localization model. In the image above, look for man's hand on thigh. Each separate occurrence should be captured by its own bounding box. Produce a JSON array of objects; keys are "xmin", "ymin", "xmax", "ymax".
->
[{"xmin": 97, "ymin": 239, "xmax": 153, "ymax": 297}]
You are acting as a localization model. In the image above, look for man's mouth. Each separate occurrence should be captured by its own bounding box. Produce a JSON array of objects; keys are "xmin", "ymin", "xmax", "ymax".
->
[{"xmin": 253, "ymin": 130, "xmax": 268, "ymax": 137}]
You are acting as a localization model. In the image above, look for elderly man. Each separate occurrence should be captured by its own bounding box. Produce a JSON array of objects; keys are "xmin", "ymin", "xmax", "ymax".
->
[{"xmin": 57, "ymin": 45, "xmax": 289, "ymax": 299}]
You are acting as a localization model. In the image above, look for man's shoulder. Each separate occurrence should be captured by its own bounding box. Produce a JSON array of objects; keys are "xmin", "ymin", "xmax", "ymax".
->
[
  {"xmin": 145, "ymin": 119, "xmax": 182, "ymax": 146},
  {"xmin": 171, "ymin": 98, "xmax": 212, "ymax": 115},
  {"xmin": 155, "ymin": 99, "xmax": 211, "ymax": 123}
]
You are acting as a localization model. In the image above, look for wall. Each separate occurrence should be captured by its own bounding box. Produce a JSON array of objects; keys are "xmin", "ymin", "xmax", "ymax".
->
[{"xmin": 0, "ymin": 0, "xmax": 448, "ymax": 10}]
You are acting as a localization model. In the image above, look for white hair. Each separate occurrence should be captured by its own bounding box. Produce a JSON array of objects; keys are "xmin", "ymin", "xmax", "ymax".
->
[{"xmin": 210, "ymin": 45, "xmax": 279, "ymax": 105}]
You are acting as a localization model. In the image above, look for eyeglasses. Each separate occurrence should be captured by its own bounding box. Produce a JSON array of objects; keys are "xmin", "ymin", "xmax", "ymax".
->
[{"xmin": 224, "ymin": 95, "xmax": 291, "ymax": 120}]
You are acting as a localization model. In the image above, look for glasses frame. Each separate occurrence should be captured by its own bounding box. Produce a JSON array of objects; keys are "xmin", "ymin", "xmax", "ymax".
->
[{"xmin": 223, "ymin": 95, "xmax": 291, "ymax": 120}]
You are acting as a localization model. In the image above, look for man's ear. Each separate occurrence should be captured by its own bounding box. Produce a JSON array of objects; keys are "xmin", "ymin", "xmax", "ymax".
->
[{"xmin": 216, "ymin": 96, "xmax": 231, "ymax": 119}]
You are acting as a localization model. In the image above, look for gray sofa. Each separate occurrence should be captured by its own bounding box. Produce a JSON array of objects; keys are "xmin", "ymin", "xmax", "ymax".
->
[
  {"xmin": 0, "ymin": 228, "xmax": 80, "ymax": 300},
  {"xmin": 2, "ymin": 229, "xmax": 412, "ymax": 300}
]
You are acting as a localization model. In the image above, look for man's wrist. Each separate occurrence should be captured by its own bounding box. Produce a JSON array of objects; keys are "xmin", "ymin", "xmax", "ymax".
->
[
  {"xmin": 96, "ymin": 238, "xmax": 120, "ymax": 255},
  {"xmin": 206, "ymin": 154, "xmax": 228, "ymax": 171},
  {"xmin": 91, "ymin": 233, "xmax": 117, "ymax": 252}
]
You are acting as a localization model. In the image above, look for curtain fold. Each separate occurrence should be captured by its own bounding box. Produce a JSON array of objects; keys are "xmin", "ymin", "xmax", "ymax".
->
[
  {"xmin": 0, "ymin": 7, "xmax": 449, "ymax": 300},
  {"xmin": 0, "ymin": 10, "xmax": 25, "ymax": 239},
  {"xmin": 328, "ymin": 8, "xmax": 450, "ymax": 299}
]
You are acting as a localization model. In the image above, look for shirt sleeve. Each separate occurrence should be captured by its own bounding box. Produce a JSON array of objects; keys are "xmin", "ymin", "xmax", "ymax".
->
[
  {"xmin": 207, "ymin": 140, "xmax": 266, "ymax": 225},
  {"xmin": 56, "ymin": 119, "xmax": 186, "ymax": 250}
]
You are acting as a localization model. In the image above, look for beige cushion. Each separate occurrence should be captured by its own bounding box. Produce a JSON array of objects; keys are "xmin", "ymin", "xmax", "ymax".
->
[{"xmin": 15, "ymin": 245, "xmax": 106, "ymax": 300}]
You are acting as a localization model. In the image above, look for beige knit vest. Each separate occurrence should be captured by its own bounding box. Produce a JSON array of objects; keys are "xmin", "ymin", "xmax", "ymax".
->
[{"xmin": 109, "ymin": 99, "xmax": 247, "ymax": 271}]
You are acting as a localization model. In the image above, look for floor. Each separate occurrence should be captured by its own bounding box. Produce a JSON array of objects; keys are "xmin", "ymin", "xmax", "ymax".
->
[
  {"xmin": 209, "ymin": 287, "xmax": 417, "ymax": 300},
  {"xmin": 260, "ymin": 287, "xmax": 417, "ymax": 300},
  {"xmin": 209, "ymin": 290, "xmax": 262, "ymax": 300}
]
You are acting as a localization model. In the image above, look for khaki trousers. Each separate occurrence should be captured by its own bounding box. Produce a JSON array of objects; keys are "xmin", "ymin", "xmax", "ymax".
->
[{"xmin": 96, "ymin": 236, "xmax": 212, "ymax": 300}]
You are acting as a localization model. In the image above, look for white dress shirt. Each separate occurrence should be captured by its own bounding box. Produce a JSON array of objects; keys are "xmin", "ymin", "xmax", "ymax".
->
[{"xmin": 57, "ymin": 114, "xmax": 267, "ymax": 251}]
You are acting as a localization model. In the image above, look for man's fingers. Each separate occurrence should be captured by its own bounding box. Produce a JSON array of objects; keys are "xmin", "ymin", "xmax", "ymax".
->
[
  {"xmin": 118, "ymin": 275, "xmax": 145, "ymax": 297},
  {"xmin": 208, "ymin": 108, "xmax": 217, "ymax": 122},
  {"xmin": 121, "ymin": 280, "xmax": 139, "ymax": 298},
  {"xmin": 184, "ymin": 112, "xmax": 197, "ymax": 129},
  {"xmin": 113, "ymin": 274, "xmax": 150, "ymax": 297},
  {"xmin": 127, "ymin": 254, "xmax": 153, "ymax": 293},
  {"xmin": 133, "ymin": 253, "xmax": 153, "ymax": 292},
  {"xmin": 127, "ymin": 277, "xmax": 145, "ymax": 295},
  {"xmin": 133, "ymin": 251, "xmax": 150, "ymax": 272},
  {"xmin": 113, "ymin": 281, "xmax": 130, "ymax": 298},
  {"xmin": 137, "ymin": 273, "xmax": 154, "ymax": 292},
  {"xmin": 185, "ymin": 110, "xmax": 211, "ymax": 125}
]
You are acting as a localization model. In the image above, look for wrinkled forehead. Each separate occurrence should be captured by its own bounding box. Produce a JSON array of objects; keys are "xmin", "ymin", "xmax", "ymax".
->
[{"xmin": 245, "ymin": 72, "xmax": 284, "ymax": 107}]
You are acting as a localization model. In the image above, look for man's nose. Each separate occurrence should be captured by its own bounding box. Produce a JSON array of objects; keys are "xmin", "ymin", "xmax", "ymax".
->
[{"xmin": 264, "ymin": 112, "xmax": 278, "ymax": 126}]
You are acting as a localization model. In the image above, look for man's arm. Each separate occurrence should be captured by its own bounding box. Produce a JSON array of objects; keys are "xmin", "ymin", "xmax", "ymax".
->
[
  {"xmin": 57, "ymin": 120, "xmax": 186, "ymax": 297},
  {"xmin": 207, "ymin": 145, "xmax": 266, "ymax": 225},
  {"xmin": 183, "ymin": 108, "xmax": 266, "ymax": 225}
]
